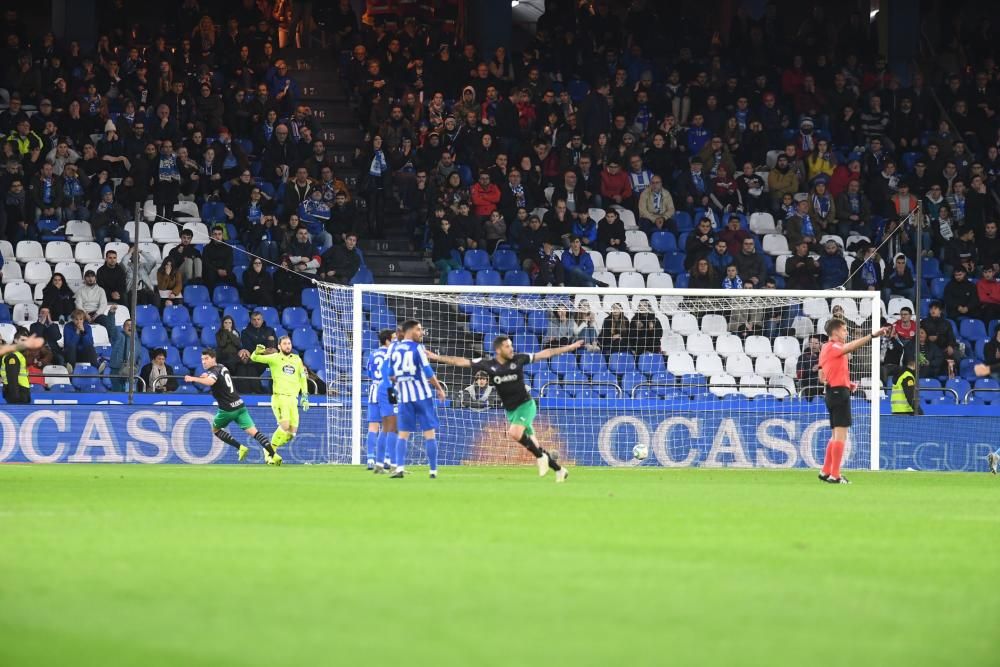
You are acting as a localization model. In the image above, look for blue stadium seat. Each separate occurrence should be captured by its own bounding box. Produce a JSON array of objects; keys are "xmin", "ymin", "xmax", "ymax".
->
[
  {"xmin": 589, "ymin": 371, "xmax": 619, "ymax": 397},
  {"xmin": 255, "ymin": 307, "xmax": 279, "ymax": 329},
  {"xmin": 492, "ymin": 248, "xmax": 519, "ymax": 272},
  {"xmin": 282, "ymin": 307, "xmax": 309, "ymax": 329},
  {"xmin": 959, "ymin": 319, "xmax": 987, "ymax": 341},
  {"xmin": 673, "ymin": 211, "xmax": 694, "ymax": 233},
  {"xmin": 608, "ymin": 352, "xmax": 637, "ymax": 375},
  {"xmin": 351, "ymin": 267, "xmax": 375, "ymax": 285},
  {"xmin": 469, "ymin": 308, "xmax": 496, "ymax": 335},
  {"xmin": 213, "ymin": 285, "xmax": 240, "ymax": 306},
  {"xmin": 650, "ymin": 231, "xmax": 676, "ymax": 253},
  {"xmin": 638, "ymin": 352, "xmax": 666, "ymax": 375},
  {"xmin": 162, "ymin": 305, "xmax": 191, "ymax": 327},
  {"xmin": 0, "ymin": 304, "xmax": 12, "ymax": 322},
  {"xmin": 621, "ymin": 371, "xmax": 647, "ymax": 396},
  {"xmin": 192, "ymin": 304, "xmax": 221, "ymax": 328},
  {"xmin": 901, "ymin": 151, "xmax": 921, "ymax": 173},
  {"xmin": 532, "ymin": 370, "xmax": 557, "ymax": 393},
  {"xmin": 456, "ymin": 164, "xmax": 474, "ymax": 187},
  {"xmin": 163, "ymin": 346, "xmax": 182, "ymax": 369},
  {"xmin": 170, "ymin": 325, "xmax": 199, "ymax": 348},
  {"xmin": 513, "ymin": 334, "xmax": 541, "ymax": 354},
  {"xmin": 361, "ymin": 292, "xmax": 387, "ymax": 312},
  {"xmin": 497, "ymin": 308, "xmax": 526, "ymax": 335},
  {"xmin": 201, "ymin": 201, "xmax": 226, "ymax": 223},
  {"xmin": 369, "ymin": 308, "xmax": 396, "ymax": 331},
  {"xmin": 502, "ymin": 270, "xmax": 531, "ymax": 287},
  {"xmin": 567, "ymin": 79, "xmax": 590, "ymax": 102},
  {"xmin": 662, "ymin": 252, "xmax": 685, "ymax": 275},
  {"xmin": 526, "ymin": 310, "xmax": 549, "ymax": 336},
  {"xmin": 134, "ymin": 304, "xmax": 161, "ymax": 328},
  {"xmin": 182, "ymin": 346, "xmax": 203, "ymax": 370},
  {"xmin": 223, "ymin": 305, "xmax": 250, "ymax": 330},
  {"xmin": 464, "ymin": 249, "xmax": 491, "ymax": 272},
  {"xmin": 674, "ymin": 273, "xmax": 690, "ymax": 288},
  {"xmin": 930, "ymin": 277, "xmax": 947, "ymax": 299},
  {"xmin": 140, "ymin": 324, "xmax": 169, "ymax": 348},
  {"xmin": 562, "ymin": 371, "xmax": 589, "ymax": 396},
  {"xmin": 72, "ymin": 364, "xmax": 105, "ymax": 392},
  {"xmin": 183, "ymin": 284, "xmax": 210, "ymax": 305},
  {"xmin": 303, "ymin": 347, "xmax": 324, "ymax": 370},
  {"xmin": 475, "ymin": 269, "xmax": 502, "ymax": 286},
  {"xmin": 302, "ymin": 288, "xmax": 320, "ymax": 312},
  {"xmin": 311, "ymin": 308, "xmax": 323, "ymax": 330},
  {"xmin": 549, "ymin": 353, "xmax": 577, "ymax": 375},
  {"xmin": 447, "ymin": 269, "xmax": 474, "ymax": 286},
  {"xmin": 292, "ymin": 327, "xmax": 319, "ymax": 349},
  {"xmin": 920, "ymin": 257, "xmax": 942, "ymax": 280},
  {"xmin": 200, "ymin": 324, "xmax": 219, "ymax": 347},
  {"xmin": 579, "ymin": 351, "xmax": 607, "ymax": 375}
]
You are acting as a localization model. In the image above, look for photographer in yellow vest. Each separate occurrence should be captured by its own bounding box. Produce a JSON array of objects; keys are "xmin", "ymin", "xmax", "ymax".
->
[
  {"xmin": 1, "ymin": 329, "xmax": 44, "ymax": 404},
  {"xmin": 890, "ymin": 356, "xmax": 921, "ymax": 416}
]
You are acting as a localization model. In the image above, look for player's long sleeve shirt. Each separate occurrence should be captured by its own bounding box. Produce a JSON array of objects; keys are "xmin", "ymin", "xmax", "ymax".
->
[{"xmin": 250, "ymin": 350, "xmax": 307, "ymax": 397}]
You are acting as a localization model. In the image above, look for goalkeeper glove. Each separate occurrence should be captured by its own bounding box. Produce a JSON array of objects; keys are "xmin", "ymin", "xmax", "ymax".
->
[
  {"xmin": 254, "ymin": 344, "xmax": 266, "ymax": 354},
  {"xmin": 300, "ymin": 396, "xmax": 310, "ymax": 412},
  {"xmin": 387, "ymin": 387, "xmax": 398, "ymax": 404}
]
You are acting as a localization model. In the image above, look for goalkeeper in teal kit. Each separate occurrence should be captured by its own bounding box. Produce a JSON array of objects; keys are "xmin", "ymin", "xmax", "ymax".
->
[{"xmin": 251, "ymin": 336, "xmax": 310, "ymax": 449}]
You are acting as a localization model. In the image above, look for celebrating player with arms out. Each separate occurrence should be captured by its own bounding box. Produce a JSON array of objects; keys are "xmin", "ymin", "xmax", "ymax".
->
[
  {"xmin": 428, "ymin": 336, "xmax": 583, "ymax": 483},
  {"xmin": 817, "ymin": 319, "xmax": 891, "ymax": 484},
  {"xmin": 185, "ymin": 348, "xmax": 281, "ymax": 465},
  {"xmin": 251, "ymin": 336, "xmax": 309, "ymax": 451}
]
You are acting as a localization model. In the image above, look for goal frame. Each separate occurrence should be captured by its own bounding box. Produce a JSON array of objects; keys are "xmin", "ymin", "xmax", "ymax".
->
[{"xmin": 347, "ymin": 285, "xmax": 882, "ymax": 470}]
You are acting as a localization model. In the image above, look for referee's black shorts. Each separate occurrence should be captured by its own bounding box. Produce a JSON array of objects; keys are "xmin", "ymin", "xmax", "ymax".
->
[{"xmin": 824, "ymin": 386, "xmax": 852, "ymax": 428}]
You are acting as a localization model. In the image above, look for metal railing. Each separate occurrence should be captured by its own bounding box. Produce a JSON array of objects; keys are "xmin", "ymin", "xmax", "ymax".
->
[
  {"xmin": 915, "ymin": 387, "xmax": 961, "ymax": 404},
  {"xmin": 963, "ymin": 388, "xmax": 1000, "ymax": 403},
  {"xmin": 629, "ymin": 381, "xmax": 794, "ymax": 399},
  {"xmin": 539, "ymin": 380, "xmax": 624, "ymax": 398}
]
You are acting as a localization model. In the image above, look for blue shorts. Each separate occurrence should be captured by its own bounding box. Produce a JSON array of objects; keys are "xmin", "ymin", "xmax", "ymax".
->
[
  {"xmin": 366, "ymin": 387, "xmax": 398, "ymax": 423},
  {"xmin": 397, "ymin": 398, "xmax": 439, "ymax": 432}
]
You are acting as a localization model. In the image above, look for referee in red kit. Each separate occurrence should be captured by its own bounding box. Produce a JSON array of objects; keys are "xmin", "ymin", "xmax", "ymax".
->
[{"xmin": 817, "ymin": 318, "xmax": 892, "ymax": 484}]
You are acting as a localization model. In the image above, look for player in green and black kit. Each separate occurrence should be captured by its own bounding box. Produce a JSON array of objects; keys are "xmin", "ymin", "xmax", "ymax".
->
[
  {"xmin": 428, "ymin": 336, "xmax": 583, "ymax": 483},
  {"xmin": 184, "ymin": 348, "xmax": 281, "ymax": 465}
]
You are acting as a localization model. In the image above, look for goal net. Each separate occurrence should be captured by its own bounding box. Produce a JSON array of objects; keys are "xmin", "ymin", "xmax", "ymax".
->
[{"xmin": 317, "ymin": 284, "xmax": 882, "ymax": 470}]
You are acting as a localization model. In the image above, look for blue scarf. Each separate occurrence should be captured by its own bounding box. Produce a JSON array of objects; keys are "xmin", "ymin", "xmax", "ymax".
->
[
  {"xmin": 861, "ymin": 259, "xmax": 878, "ymax": 287},
  {"xmin": 847, "ymin": 192, "xmax": 860, "ymax": 214},
  {"xmin": 42, "ymin": 177, "xmax": 53, "ymax": 205},
  {"xmin": 800, "ymin": 213, "xmax": 814, "ymax": 238},
  {"xmin": 510, "ymin": 182, "xmax": 525, "ymax": 208},
  {"xmin": 370, "ymin": 150, "xmax": 387, "ymax": 176},
  {"xmin": 158, "ymin": 154, "xmax": 179, "ymax": 181},
  {"xmin": 692, "ymin": 171, "xmax": 705, "ymax": 193},
  {"xmin": 812, "ymin": 194, "xmax": 830, "ymax": 218}
]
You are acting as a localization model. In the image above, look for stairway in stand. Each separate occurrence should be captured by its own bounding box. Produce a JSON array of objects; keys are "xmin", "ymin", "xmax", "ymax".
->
[{"xmin": 290, "ymin": 50, "xmax": 435, "ymax": 286}]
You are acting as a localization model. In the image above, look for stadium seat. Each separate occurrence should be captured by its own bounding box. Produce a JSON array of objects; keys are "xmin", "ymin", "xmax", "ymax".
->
[
  {"xmin": 715, "ymin": 333, "xmax": 743, "ymax": 358},
  {"xmin": 180, "ymin": 345, "xmax": 203, "ymax": 371},
  {"xmin": 695, "ymin": 353, "xmax": 724, "ymax": 375},
  {"xmin": 351, "ymin": 267, "xmax": 375, "ymax": 285},
  {"xmin": 105, "ymin": 241, "xmax": 130, "ymax": 259},
  {"xmin": 162, "ymin": 305, "xmax": 191, "ymax": 327},
  {"xmin": 592, "ymin": 270, "xmax": 616, "ymax": 287},
  {"xmin": 497, "ymin": 309, "xmax": 525, "ymax": 335},
  {"xmin": 140, "ymin": 324, "xmax": 169, "ymax": 348},
  {"xmin": 709, "ymin": 373, "xmax": 738, "ymax": 396},
  {"xmin": 124, "ymin": 221, "xmax": 151, "ymax": 242},
  {"xmin": 749, "ymin": 212, "xmax": 777, "ymax": 235},
  {"xmin": 254, "ymin": 307, "xmax": 278, "ymax": 329},
  {"xmin": 502, "ymin": 270, "xmax": 531, "ymax": 286},
  {"xmin": 301, "ymin": 288, "xmax": 320, "ymax": 312},
  {"xmin": 637, "ymin": 352, "xmax": 666, "ymax": 375},
  {"xmin": 725, "ymin": 354, "xmax": 755, "ymax": 378},
  {"xmin": 887, "ymin": 297, "xmax": 914, "ymax": 319},
  {"xmin": 15, "ymin": 240, "xmax": 43, "ymax": 263},
  {"xmin": 802, "ymin": 298, "xmax": 831, "ymax": 319},
  {"xmin": 182, "ymin": 285, "xmax": 210, "ymax": 306},
  {"xmin": 54, "ymin": 261, "xmax": 82, "ymax": 285},
  {"xmin": 769, "ymin": 376, "xmax": 797, "ymax": 399},
  {"xmin": 673, "ymin": 211, "xmax": 694, "ymax": 233},
  {"xmin": 608, "ymin": 352, "xmax": 636, "ymax": 375},
  {"xmin": 792, "ymin": 315, "xmax": 815, "ymax": 337},
  {"xmin": 686, "ymin": 332, "xmax": 715, "ymax": 355},
  {"xmin": 11, "ymin": 302, "xmax": 36, "ymax": 324},
  {"xmin": 633, "ymin": 252, "xmax": 662, "ymax": 274},
  {"xmin": 65, "ymin": 220, "xmax": 94, "ymax": 242},
  {"xmin": 744, "ymin": 336, "xmax": 772, "ymax": 357},
  {"xmin": 625, "ymin": 230, "xmax": 651, "ymax": 252},
  {"xmin": 224, "ymin": 306, "xmax": 250, "ymax": 330},
  {"xmin": 447, "ymin": 269, "xmax": 474, "ymax": 286},
  {"xmin": 3, "ymin": 281, "xmax": 32, "ymax": 305},
  {"xmin": 190, "ymin": 304, "xmax": 220, "ymax": 329},
  {"xmin": 646, "ymin": 272, "xmax": 674, "ymax": 289},
  {"xmin": 701, "ymin": 314, "xmax": 728, "ymax": 336},
  {"xmin": 292, "ymin": 327, "xmax": 319, "ymax": 349},
  {"xmin": 671, "ymin": 312, "xmax": 699, "ymax": 335},
  {"xmin": 819, "ymin": 234, "xmax": 844, "ymax": 249},
  {"xmin": 773, "ymin": 336, "xmax": 801, "ymax": 359},
  {"xmin": 475, "ymin": 269, "xmax": 502, "ymax": 286},
  {"xmin": 72, "ymin": 364, "xmax": 105, "ymax": 392},
  {"xmin": 170, "ymin": 325, "xmax": 198, "ymax": 348},
  {"xmin": 604, "ymin": 251, "xmax": 633, "ymax": 273},
  {"xmin": 549, "ymin": 353, "xmax": 577, "ymax": 376},
  {"xmin": 613, "ymin": 207, "xmax": 638, "ymax": 231},
  {"xmin": 43, "ymin": 364, "xmax": 72, "ymax": 388},
  {"xmin": 491, "ymin": 248, "xmax": 519, "ymax": 272},
  {"xmin": 920, "ymin": 257, "xmax": 942, "ymax": 280},
  {"xmin": 930, "ymin": 278, "xmax": 948, "ymax": 299},
  {"xmin": 23, "ymin": 260, "xmax": 52, "ymax": 285},
  {"xmin": 282, "ymin": 307, "xmax": 309, "ymax": 329},
  {"xmin": 469, "ymin": 309, "xmax": 495, "ymax": 335},
  {"xmin": 959, "ymin": 319, "xmax": 987, "ymax": 341},
  {"xmin": 754, "ymin": 355, "xmax": 784, "ymax": 378},
  {"xmin": 44, "ymin": 241, "xmax": 74, "ymax": 264},
  {"xmin": 1, "ymin": 262, "xmax": 21, "ymax": 284},
  {"xmin": 661, "ymin": 252, "xmax": 685, "ymax": 275},
  {"xmin": 153, "ymin": 221, "xmax": 182, "ymax": 244},
  {"xmin": 762, "ymin": 234, "xmax": 790, "ymax": 256},
  {"xmin": 618, "ymin": 271, "xmax": 645, "ymax": 289},
  {"xmin": 183, "ymin": 221, "xmax": 210, "ymax": 243},
  {"xmin": 586, "ymin": 249, "xmax": 605, "ymax": 272},
  {"xmin": 135, "ymin": 305, "xmax": 161, "ymax": 327},
  {"xmin": 463, "ymin": 249, "xmax": 491, "ymax": 272},
  {"xmin": 650, "ymin": 231, "xmax": 677, "ymax": 254},
  {"xmin": 213, "ymin": 285, "xmax": 240, "ymax": 306}
]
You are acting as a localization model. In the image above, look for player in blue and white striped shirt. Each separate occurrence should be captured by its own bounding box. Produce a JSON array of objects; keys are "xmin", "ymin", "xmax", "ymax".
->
[
  {"xmin": 387, "ymin": 319, "xmax": 446, "ymax": 478},
  {"xmin": 365, "ymin": 329, "xmax": 396, "ymax": 470}
]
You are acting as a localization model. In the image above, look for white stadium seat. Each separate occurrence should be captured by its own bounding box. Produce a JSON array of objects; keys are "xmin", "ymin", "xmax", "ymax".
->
[
  {"xmin": 662, "ymin": 332, "xmax": 685, "ymax": 355},
  {"xmin": 618, "ymin": 271, "xmax": 645, "ymax": 290},
  {"xmin": 762, "ymin": 233, "xmax": 790, "ymax": 256},
  {"xmin": 740, "ymin": 374, "xmax": 769, "ymax": 398},
  {"xmin": 671, "ymin": 312, "xmax": 699, "ymax": 335},
  {"xmin": 33, "ymin": 283, "xmax": 44, "ymax": 301},
  {"xmin": 832, "ymin": 297, "xmax": 863, "ymax": 323},
  {"xmin": 2, "ymin": 262, "xmax": 22, "ymax": 284},
  {"xmin": 592, "ymin": 270, "xmax": 616, "ymax": 288},
  {"xmin": 43, "ymin": 365, "xmax": 73, "ymax": 388},
  {"xmin": 658, "ymin": 295, "xmax": 683, "ymax": 314},
  {"xmin": 695, "ymin": 353, "xmax": 724, "ymax": 376},
  {"xmin": 0, "ymin": 323, "xmax": 16, "ymax": 343},
  {"xmin": 754, "ymin": 355, "xmax": 784, "ymax": 378},
  {"xmin": 725, "ymin": 353, "xmax": 754, "ymax": 378},
  {"xmin": 23, "ymin": 260, "xmax": 52, "ymax": 285},
  {"xmin": 602, "ymin": 295, "xmax": 632, "ymax": 317},
  {"xmin": 125, "ymin": 221, "xmax": 152, "ymax": 242},
  {"xmin": 114, "ymin": 306, "xmax": 131, "ymax": 327},
  {"xmin": 91, "ymin": 324, "xmax": 110, "ymax": 347},
  {"xmin": 15, "ymin": 240, "xmax": 43, "ymax": 262},
  {"xmin": 773, "ymin": 336, "xmax": 801, "ymax": 359},
  {"xmin": 887, "ymin": 297, "xmax": 914, "ymax": 319},
  {"xmin": 667, "ymin": 351, "xmax": 696, "ymax": 376},
  {"xmin": 588, "ymin": 208, "xmax": 606, "ymax": 223},
  {"xmin": 183, "ymin": 222, "xmax": 210, "ymax": 243},
  {"xmin": 792, "ymin": 315, "xmax": 815, "ymax": 337},
  {"xmin": 845, "ymin": 234, "xmax": 871, "ymax": 248},
  {"xmin": 13, "ymin": 303, "xmax": 38, "ymax": 323},
  {"xmin": 105, "ymin": 241, "xmax": 130, "ymax": 259},
  {"xmin": 784, "ymin": 356, "xmax": 799, "ymax": 378},
  {"xmin": 613, "ymin": 207, "xmax": 638, "ymax": 231},
  {"xmin": 744, "ymin": 335, "xmax": 773, "ymax": 358},
  {"xmin": 686, "ymin": 332, "xmax": 715, "ymax": 356},
  {"xmin": 4, "ymin": 281, "xmax": 33, "ymax": 305},
  {"xmin": 587, "ymin": 249, "xmax": 605, "ymax": 272},
  {"xmin": 769, "ymin": 376, "xmax": 797, "ymax": 399},
  {"xmin": 701, "ymin": 314, "xmax": 728, "ymax": 336},
  {"xmin": 646, "ymin": 272, "xmax": 673, "ymax": 289},
  {"xmin": 44, "ymin": 241, "xmax": 74, "ymax": 263},
  {"xmin": 83, "ymin": 262, "xmax": 103, "ymax": 276},
  {"xmin": 633, "ymin": 251, "xmax": 662, "ymax": 274},
  {"xmin": 775, "ymin": 254, "xmax": 790, "ymax": 276},
  {"xmin": 66, "ymin": 220, "xmax": 94, "ymax": 242},
  {"xmin": 604, "ymin": 251, "xmax": 634, "ymax": 273},
  {"xmin": 143, "ymin": 199, "xmax": 157, "ymax": 222},
  {"xmin": 75, "ymin": 242, "xmax": 103, "ymax": 264},
  {"xmin": 54, "ymin": 262, "xmax": 83, "ymax": 285},
  {"xmin": 819, "ymin": 234, "xmax": 844, "ymax": 249},
  {"xmin": 0, "ymin": 240, "xmax": 15, "ymax": 262},
  {"xmin": 139, "ymin": 242, "xmax": 162, "ymax": 263},
  {"xmin": 709, "ymin": 373, "xmax": 738, "ymax": 396},
  {"xmin": 802, "ymin": 298, "xmax": 831, "ymax": 319},
  {"xmin": 174, "ymin": 201, "xmax": 200, "ymax": 218},
  {"xmin": 749, "ymin": 212, "xmax": 777, "ymax": 235},
  {"xmin": 715, "ymin": 334, "xmax": 743, "ymax": 358},
  {"xmin": 543, "ymin": 186, "xmax": 554, "ymax": 203},
  {"xmin": 626, "ymin": 230, "xmax": 651, "ymax": 252},
  {"xmin": 154, "ymin": 220, "xmax": 183, "ymax": 242}
]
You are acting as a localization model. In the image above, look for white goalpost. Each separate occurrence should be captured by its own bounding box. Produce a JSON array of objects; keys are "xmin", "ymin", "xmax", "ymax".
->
[{"xmin": 317, "ymin": 284, "xmax": 882, "ymax": 471}]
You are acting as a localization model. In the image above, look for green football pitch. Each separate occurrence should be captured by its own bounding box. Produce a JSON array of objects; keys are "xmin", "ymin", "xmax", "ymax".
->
[{"xmin": 1, "ymin": 464, "xmax": 996, "ymax": 667}]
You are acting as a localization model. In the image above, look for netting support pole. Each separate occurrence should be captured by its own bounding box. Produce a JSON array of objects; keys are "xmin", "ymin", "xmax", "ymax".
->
[
  {"xmin": 350, "ymin": 284, "xmax": 364, "ymax": 465},
  {"xmin": 869, "ymin": 292, "xmax": 881, "ymax": 471}
]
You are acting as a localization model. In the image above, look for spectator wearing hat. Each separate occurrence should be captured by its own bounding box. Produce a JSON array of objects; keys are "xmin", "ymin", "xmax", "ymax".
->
[{"xmin": 807, "ymin": 179, "xmax": 836, "ymax": 234}]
